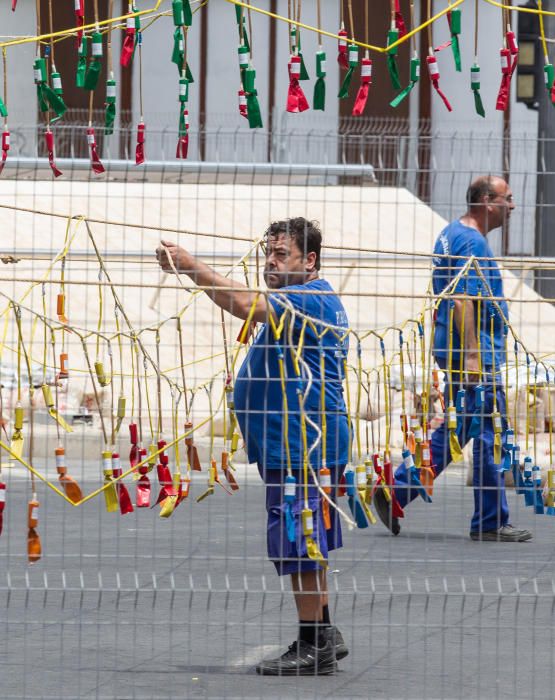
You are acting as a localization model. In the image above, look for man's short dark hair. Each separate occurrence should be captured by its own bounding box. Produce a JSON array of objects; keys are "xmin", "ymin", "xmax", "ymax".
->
[
  {"xmin": 264, "ymin": 217, "xmax": 322, "ymax": 271},
  {"xmin": 466, "ymin": 175, "xmax": 503, "ymax": 207}
]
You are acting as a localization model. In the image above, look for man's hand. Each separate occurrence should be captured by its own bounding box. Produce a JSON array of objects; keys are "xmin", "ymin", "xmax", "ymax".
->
[
  {"xmin": 464, "ymin": 352, "xmax": 481, "ymax": 386},
  {"xmin": 155, "ymin": 240, "xmax": 190, "ymax": 273},
  {"xmin": 154, "ymin": 239, "xmax": 268, "ymax": 322}
]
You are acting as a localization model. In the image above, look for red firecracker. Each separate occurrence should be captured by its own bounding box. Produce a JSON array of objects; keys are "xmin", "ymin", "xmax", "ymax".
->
[
  {"xmin": 87, "ymin": 127, "xmax": 105, "ymax": 174},
  {"xmin": 74, "ymin": 0, "xmax": 84, "ymax": 44},
  {"xmin": 45, "ymin": 130, "xmax": 63, "ymax": 178},
  {"xmin": 426, "ymin": 55, "xmax": 452, "ymax": 111},
  {"xmin": 394, "ymin": 0, "xmax": 407, "ymax": 37},
  {"xmin": 135, "ymin": 120, "xmax": 145, "ymax": 165},
  {"xmin": 383, "ymin": 455, "xmax": 405, "ymax": 519},
  {"xmin": 286, "ymin": 55, "xmax": 309, "ymax": 113},
  {"xmin": 352, "ymin": 57, "xmax": 372, "ymax": 116},
  {"xmin": 176, "ymin": 108, "xmax": 189, "ymax": 159},
  {"xmin": 154, "ymin": 440, "xmax": 177, "ymax": 504},
  {"xmin": 0, "ymin": 127, "xmax": 9, "ymax": 176},
  {"xmin": 112, "ymin": 453, "xmax": 134, "ymax": 514},
  {"xmin": 129, "ymin": 422, "xmax": 140, "ymax": 468},
  {"xmin": 337, "ymin": 27, "xmax": 348, "ymax": 69},
  {"xmin": 120, "ymin": 14, "xmax": 136, "ymax": 67},
  {"xmin": 0, "ymin": 481, "xmax": 5, "ymax": 535},
  {"xmin": 136, "ymin": 448, "xmax": 150, "ymax": 507},
  {"xmin": 238, "ymin": 89, "xmax": 248, "ymax": 118},
  {"xmin": 496, "ymin": 31, "xmax": 518, "ymax": 112}
]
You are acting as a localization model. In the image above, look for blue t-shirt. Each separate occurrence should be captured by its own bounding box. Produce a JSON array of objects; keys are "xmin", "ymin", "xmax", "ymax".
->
[
  {"xmin": 432, "ymin": 220, "xmax": 508, "ymax": 368},
  {"xmin": 234, "ymin": 278, "xmax": 350, "ymax": 470}
]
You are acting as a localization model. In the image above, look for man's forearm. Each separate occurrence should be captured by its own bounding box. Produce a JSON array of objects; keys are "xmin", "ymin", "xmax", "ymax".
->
[
  {"xmin": 176, "ymin": 251, "xmax": 267, "ymax": 321},
  {"xmin": 453, "ymin": 299, "xmax": 478, "ymax": 355}
]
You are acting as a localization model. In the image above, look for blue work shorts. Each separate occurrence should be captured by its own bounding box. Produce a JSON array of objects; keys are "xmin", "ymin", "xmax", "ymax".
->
[{"xmin": 258, "ymin": 464, "xmax": 346, "ymax": 576}]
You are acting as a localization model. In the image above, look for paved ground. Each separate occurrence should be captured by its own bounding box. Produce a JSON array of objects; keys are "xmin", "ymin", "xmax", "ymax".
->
[{"xmin": 1, "ymin": 461, "xmax": 554, "ymax": 700}]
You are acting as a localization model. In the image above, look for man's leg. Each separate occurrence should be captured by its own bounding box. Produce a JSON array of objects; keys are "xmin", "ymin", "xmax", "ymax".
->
[
  {"xmin": 469, "ymin": 386, "xmax": 531, "ymax": 541},
  {"xmin": 471, "ymin": 421, "xmax": 509, "ymax": 532},
  {"xmin": 291, "ymin": 569, "xmax": 325, "ymax": 646},
  {"xmin": 256, "ymin": 469, "xmax": 338, "ymax": 675}
]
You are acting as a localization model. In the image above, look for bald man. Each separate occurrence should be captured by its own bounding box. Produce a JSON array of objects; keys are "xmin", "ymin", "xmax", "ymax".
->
[{"xmin": 375, "ymin": 176, "xmax": 533, "ymax": 542}]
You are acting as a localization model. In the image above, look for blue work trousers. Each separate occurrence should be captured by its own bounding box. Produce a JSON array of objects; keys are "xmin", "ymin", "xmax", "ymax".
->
[{"xmin": 393, "ymin": 361, "xmax": 509, "ymax": 532}]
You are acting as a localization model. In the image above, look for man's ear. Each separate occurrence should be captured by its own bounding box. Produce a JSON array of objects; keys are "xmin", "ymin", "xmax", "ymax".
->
[{"xmin": 305, "ymin": 251, "xmax": 317, "ymax": 272}]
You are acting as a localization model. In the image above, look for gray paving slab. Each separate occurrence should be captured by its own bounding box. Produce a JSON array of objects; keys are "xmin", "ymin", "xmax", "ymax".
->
[{"xmin": 1, "ymin": 463, "xmax": 554, "ymax": 699}]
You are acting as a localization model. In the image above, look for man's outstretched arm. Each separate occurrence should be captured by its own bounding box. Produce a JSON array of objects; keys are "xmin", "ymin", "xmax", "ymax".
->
[{"xmin": 157, "ymin": 240, "xmax": 269, "ymax": 322}]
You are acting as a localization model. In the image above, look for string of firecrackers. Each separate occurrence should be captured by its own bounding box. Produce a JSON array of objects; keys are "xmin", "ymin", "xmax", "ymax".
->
[
  {"xmin": 0, "ymin": 210, "xmax": 428, "ymax": 547},
  {"xmin": 1, "ymin": 255, "xmax": 555, "ymax": 562},
  {"xmin": 0, "ymin": 217, "xmax": 553, "ymax": 547},
  {"xmin": 1, "ymin": 0, "xmax": 554, "ymax": 171},
  {"xmin": 0, "ymin": 214, "xmax": 263, "ymax": 557},
  {"xmin": 0, "ymin": 0, "xmax": 203, "ymax": 176},
  {"xmin": 226, "ymin": 0, "xmax": 555, "ymax": 121}
]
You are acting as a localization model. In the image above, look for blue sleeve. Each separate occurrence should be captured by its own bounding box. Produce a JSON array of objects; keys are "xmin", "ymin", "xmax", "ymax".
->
[
  {"xmin": 269, "ymin": 286, "xmax": 320, "ymax": 321},
  {"xmin": 452, "ymin": 235, "xmax": 489, "ymax": 297}
]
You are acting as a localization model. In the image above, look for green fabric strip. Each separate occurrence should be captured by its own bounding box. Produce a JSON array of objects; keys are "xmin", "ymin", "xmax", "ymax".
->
[
  {"xmin": 313, "ymin": 76, "xmax": 326, "ymax": 111},
  {"xmin": 246, "ymin": 91, "xmax": 263, "ymax": 128},
  {"xmin": 105, "ymin": 102, "xmax": 116, "ymax": 135},
  {"xmin": 473, "ymin": 89, "xmax": 485, "ymax": 117},
  {"xmin": 451, "ymin": 34, "xmax": 462, "ymax": 72},
  {"xmin": 338, "ymin": 66, "xmax": 355, "ymax": 99},
  {"xmin": 387, "ymin": 54, "xmax": 401, "ymax": 90},
  {"xmin": 390, "ymin": 81, "xmax": 416, "ymax": 108}
]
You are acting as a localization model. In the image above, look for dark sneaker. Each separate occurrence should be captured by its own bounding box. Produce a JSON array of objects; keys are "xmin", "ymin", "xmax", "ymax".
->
[
  {"xmin": 373, "ymin": 488, "xmax": 401, "ymax": 536},
  {"xmin": 470, "ymin": 525, "xmax": 533, "ymax": 542},
  {"xmin": 321, "ymin": 626, "xmax": 349, "ymax": 661},
  {"xmin": 255, "ymin": 639, "xmax": 337, "ymax": 676}
]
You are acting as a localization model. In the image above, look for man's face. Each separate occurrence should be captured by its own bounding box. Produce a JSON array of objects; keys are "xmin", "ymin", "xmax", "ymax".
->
[
  {"xmin": 263, "ymin": 233, "xmax": 315, "ymax": 289},
  {"xmin": 486, "ymin": 179, "xmax": 515, "ymax": 231}
]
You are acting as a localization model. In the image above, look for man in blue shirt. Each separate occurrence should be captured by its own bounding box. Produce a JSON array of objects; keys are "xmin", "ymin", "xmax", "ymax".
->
[
  {"xmin": 156, "ymin": 218, "xmax": 350, "ymax": 675},
  {"xmin": 374, "ymin": 175, "xmax": 532, "ymax": 543}
]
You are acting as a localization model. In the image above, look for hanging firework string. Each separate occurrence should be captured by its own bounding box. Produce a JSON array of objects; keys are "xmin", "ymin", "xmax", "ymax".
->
[
  {"xmin": 386, "ymin": 0, "xmax": 401, "ymax": 90},
  {"xmin": 120, "ymin": 0, "xmax": 136, "ymax": 67},
  {"xmin": 390, "ymin": 1, "xmax": 420, "ymax": 108},
  {"xmin": 470, "ymin": 0, "xmax": 485, "ymax": 117},
  {"xmin": 74, "ymin": 0, "xmax": 85, "ymax": 46},
  {"xmin": 13, "ymin": 305, "xmax": 42, "ymax": 562},
  {"xmin": 426, "ymin": 0, "xmax": 452, "ymax": 111},
  {"xmin": 448, "ymin": 0, "xmax": 462, "ymax": 71},
  {"xmin": 495, "ymin": 0, "xmax": 518, "ymax": 111},
  {"xmin": 286, "ymin": 0, "xmax": 309, "ymax": 113},
  {"xmin": 44, "ymin": 0, "xmax": 65, "ymax": 177},
  {"xmin": 290, "ymin": 0, "xmax": 309, "ymax": 80},
  {"xmin": 135, "ymin": 11, "xmax": 146, "ymax": 165},
  {"xmin": 352, "ymin": 0, "xmax": 371, "ymax": 116},
  {"xmin": 313, "ymin": 0, "xmax": 325, "ymax": 111},
  {"xmin": 242, "ymin": 3, "xmax": 263, "ymax": 128},
  {"xmin": 337, "ymin": 0, "xmax": 348, "ymax": 69},
  {"xmin": 337, "ymin": 0, "xmax": 358, "ymax": 100},
  {"xmin": 174, "ymin": 0, "xmax": 192, "ymax": 158},
  {"xmin": 433, "ymin": 0, "xmax": 462, "ymax": 72},
  {"xmin": 85, "ymin": 0, "xmax": 105, "ymax": 173},
  {"xmin": 538, "ymin": 0, "xmax": 555, "ymax": 104},
  {"xmin": 105, "ymin": 0, "xmax": 117, "ymax": 136},
  {"xmin": 0, "ymin": 48, "xmax": 9, "ymax": 175}
]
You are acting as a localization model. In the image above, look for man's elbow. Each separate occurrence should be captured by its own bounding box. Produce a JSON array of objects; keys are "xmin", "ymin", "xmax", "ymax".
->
[{"xmin": 225, "ymin": 295, "xmax": 265, "ymax": 322}]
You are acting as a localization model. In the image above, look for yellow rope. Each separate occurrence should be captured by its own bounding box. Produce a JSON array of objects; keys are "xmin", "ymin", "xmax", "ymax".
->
[
  {"xmin": 0, "ymin": 2, "xmax": 162, "ymax": 48},
  {"xmin": 224, "ymin": 0, "xmax": 465, "ymax": 54}
]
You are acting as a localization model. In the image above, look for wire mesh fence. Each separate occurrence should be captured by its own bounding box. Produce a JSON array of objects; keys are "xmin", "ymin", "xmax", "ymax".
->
[{"xmin": 1, "ymin": 124, "xmax": 555, "ymax": 699}]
